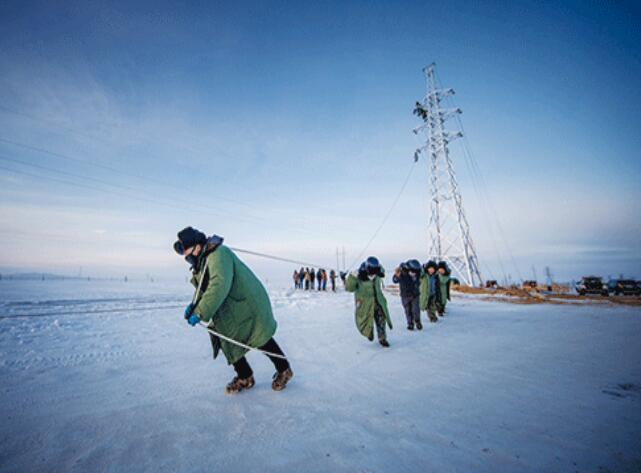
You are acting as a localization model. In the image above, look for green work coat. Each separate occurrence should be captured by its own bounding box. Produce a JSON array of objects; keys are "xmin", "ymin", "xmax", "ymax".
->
[
  {"xmin": 191, "ymin": 245, "xmax": 277, "ymax": 365},
  {"xmin": 345, "ymin": 273, "xmax": 393, "ymax": 341},
  {"xmin": 419, "ymin": 271, "xmax": 440, "ymax": 311},
  {"xmin": 438, "ymin": 273, "xmax": 451, "ymax": 306}
]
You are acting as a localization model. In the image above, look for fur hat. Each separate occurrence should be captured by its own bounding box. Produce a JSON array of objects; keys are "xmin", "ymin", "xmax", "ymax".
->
[{"xmin": 173, "ymin": 226, "xmax": 207, "ymax": 254}]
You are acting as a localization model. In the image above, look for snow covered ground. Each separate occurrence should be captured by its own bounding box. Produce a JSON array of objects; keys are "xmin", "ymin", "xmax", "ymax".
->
[{"xmin": 1, "ymin": 279, "xmax": 640, "ymax": 472}]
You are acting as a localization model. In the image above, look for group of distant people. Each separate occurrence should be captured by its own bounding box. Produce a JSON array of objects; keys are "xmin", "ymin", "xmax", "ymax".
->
[{"xmin": 293, "ymin": 268, "xmax": 338, "ymax": 292}]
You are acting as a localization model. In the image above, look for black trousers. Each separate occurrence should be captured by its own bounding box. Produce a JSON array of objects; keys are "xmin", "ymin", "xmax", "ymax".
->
[{"xmin": 232, "ymin": 337, "xmax": 290, "ymax": 379}]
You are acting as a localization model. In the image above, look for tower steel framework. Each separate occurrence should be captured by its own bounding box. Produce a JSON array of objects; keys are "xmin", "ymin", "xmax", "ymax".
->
[{"xmin": 413, "ymin": 63, "xmax": 483, "ymax": 286}]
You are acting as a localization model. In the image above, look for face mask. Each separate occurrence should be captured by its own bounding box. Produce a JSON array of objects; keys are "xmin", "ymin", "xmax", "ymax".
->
[
  {"xmin": 185, "ymin": 255, "xmax": 198, "ymax": 268},
  {"xmin": 368, "ymin": 274, "xmax": 377, "ymax": 281}
]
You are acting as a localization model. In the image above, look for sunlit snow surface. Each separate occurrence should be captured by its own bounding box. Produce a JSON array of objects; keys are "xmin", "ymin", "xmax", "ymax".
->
[{"xmin": 1, "ymin": 279, "xmax": 640, "ymax": 472}]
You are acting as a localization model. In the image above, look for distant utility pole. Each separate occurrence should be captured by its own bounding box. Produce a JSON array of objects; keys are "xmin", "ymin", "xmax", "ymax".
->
[
  {"xmin": 342, "ymin": 247, "xmax": 346, "ymax": 272},
  {"xmin": 336, "ymin": 247, "xmax": 340, "ymax": 272},
  {"xmin": 413, "ymin": 63, "xmax": 483, "ymax": 286}
]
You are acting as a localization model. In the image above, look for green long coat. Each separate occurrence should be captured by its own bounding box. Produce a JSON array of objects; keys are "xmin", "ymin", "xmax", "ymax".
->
[
  {"xmin": 191, "ymin": 245, "xmax": 277, "ymax": 365},
  {"xmin": 345, "ymin": 273, "xmax": 393, "ymax": 340},
  {"xmin": 419, "ymin": 273, "xmax": 428, "ymax": 311},
  {"xmin": 419, "ymin": 272, "xmax": 438, "ymax": 311},
  {"xmin": 438, "ymin": 273, "xmax": 451, "ymax": 306}
]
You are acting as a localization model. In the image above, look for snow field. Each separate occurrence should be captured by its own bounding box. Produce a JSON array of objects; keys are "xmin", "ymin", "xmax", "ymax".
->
[{"xmin": 1, "ymin": 282, "xmax": 640, "ymax": 472}]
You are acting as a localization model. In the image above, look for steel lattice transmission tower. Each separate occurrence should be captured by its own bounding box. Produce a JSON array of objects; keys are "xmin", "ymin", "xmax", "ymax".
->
[{"xmin": 413, "ymin": 63, "xmax": 483, "ymax": 286}]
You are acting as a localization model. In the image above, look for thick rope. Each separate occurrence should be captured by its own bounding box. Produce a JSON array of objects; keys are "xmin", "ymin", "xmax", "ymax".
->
[
  {"xmin": 198, "ymin": 322, "xmax": 288, "ymax": 360},
  {"xmin": 229, "ymin": 247, "xmax": 329, "ymax": 270},
  {"xmin": 347, "ymin": 161, "xmax": 417, "ymax": 271},
  {"xmin": 191, "ymin": 257, "xmax": 288, "ymax": 360}
]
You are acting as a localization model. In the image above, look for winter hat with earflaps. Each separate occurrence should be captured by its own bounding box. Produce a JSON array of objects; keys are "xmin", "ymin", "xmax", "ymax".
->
[
  {"xmin": 173, "ymin": 226, "xmax": 207, "ymax": 255},
  {"xmin": 424, "ymin": 260, "xmax": 438, "ymax": 271},
  {"xmin": 365, "ymin": 256, "xmax": 381, "ymax": 275},
  {"xmin": 406, "ymin": 259, "xmax": 421, "ymax": 272}
]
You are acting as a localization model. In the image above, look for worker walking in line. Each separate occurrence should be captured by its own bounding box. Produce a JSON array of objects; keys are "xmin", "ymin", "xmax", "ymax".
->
[
  {"xmin": 420, "ymin": 260, "xmax": 440, "ymax": 323},
  {"xmin": 393, "ymin": 259, "xmax": 422, "ymax": 330},
  {"xmin": 344, "ymin": 257, "xmax": 393, "ymax": 347},
  {"xmin": 436, "ymin": 261, "xmax": 451, "ymax": 316}
]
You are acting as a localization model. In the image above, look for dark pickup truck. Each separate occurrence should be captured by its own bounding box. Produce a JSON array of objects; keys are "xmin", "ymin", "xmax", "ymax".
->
[
  {"xmin": 607, "ymin": 279, "xmax": 641, "ymax": 296},
  {"xmin": 575, "ymin": 276, "xmax": 608, "ymax": 296}
]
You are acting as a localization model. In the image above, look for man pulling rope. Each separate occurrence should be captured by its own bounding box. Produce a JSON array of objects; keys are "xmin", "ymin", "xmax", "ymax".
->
[{"xmin": 174, "ymin": 226, "xmax": 294, "ymax": 395}]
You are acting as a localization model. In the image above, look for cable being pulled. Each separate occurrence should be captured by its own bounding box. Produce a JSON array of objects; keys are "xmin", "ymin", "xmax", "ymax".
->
[
  {"xmin": 191, "ymin": 261, "xmax": 288, "ymax": 360},
  {"xmin": 346, "ymin": 160, "xmax": 417, "ymax": 271},
  {"xmin": 197, "ymin": 322, "xmax": 288, "ymax": 360}
]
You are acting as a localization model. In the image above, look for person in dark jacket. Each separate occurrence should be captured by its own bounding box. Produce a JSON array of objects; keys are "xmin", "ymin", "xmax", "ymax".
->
[
  {"xmin": 174, "ymin": 226, "xmax": 293, "ymax": 395},
  {"xmin": 419, "ymin": 260, "xmax": 440, "ymax": 323},
  {"xmin": 316, "ymin": 268, "xmax": 323, "ymax": 290},
  {"xmin": 304, "ymin": 268, "xmax": 311, "ymax": 290},
  {"xmin": 298, "ymin": 267, "xmax": 305, "ymax": 289},
  {"xmin": 393, "ymin": 259, "xmax": 422, "ymax": 330},
  {"xmin": 329, "ymin": 269, "xmax": 337, "ymax": 291},
  {"xmin": 310, "ymin": 268, "xmax": 316, "ymax": 290}
]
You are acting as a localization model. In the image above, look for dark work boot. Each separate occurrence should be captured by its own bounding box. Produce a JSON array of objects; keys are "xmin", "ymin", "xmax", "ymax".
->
[
  {"xmin": 407, "ymin": 323, "xmax": 414, "ymax": 331},
  {"xmin": 379, "ymin": 338, "xmax": 390, "ymax": 347},
  {"xmin": 272, "ymin": 368, "xmax": 294, "ymax": 391},
  {"xmin": 225, "ymin": 376, "xmax": 255, "ymax": 395},
  {"xmin": 416, "ymin": 320, "xmax": 423, "ymax": 330}
]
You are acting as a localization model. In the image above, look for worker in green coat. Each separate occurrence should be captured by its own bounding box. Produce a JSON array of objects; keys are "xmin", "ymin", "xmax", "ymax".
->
[
  {"xmin": 436, "ymin": 261, "xmax": 451, "ymax": 317},
  {"xmin": 344, "ymin": 256, "xmax": 393, "ymax": 347},
  {"xmin": 174, "ymin": 227, "xmax": 293, "ymax": 395},
  {"xmin": 419, "ymin": 260, "xmax": 440, "ymax": 323}
]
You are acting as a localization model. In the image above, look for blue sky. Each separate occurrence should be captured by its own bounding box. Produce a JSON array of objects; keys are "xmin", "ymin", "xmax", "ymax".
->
[{"xmin": 0, "ymin": 0, "xmax": 639, "ymax": 283}]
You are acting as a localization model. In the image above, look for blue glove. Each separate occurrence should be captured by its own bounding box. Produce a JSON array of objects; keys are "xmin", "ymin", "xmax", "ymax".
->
[
  {"xmin": 183, "ymin": 303, "xmax": 195, "ymax": 320},
  {"xmin": 187, "ymin": 313, "xmax": 200, "ymax": 326}
]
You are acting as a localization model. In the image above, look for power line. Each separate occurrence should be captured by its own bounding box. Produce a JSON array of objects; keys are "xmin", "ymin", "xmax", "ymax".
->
[
  {"xmin": 347, "ymin": 160, "xmax": 417, "ymax": 271},
  {"xmin": 0, "ymin": 304, "xmax": 185, "ymax": 319},
  {"xmin": 229, "ymin": 247, "xmax": 328, "ymax": 269},
  {"xmin": 0, "ymin": 227, "xmax": 333, "ymax": 270},
  {"xmin": 0, "ymin": 151, "xmax": 327, "ymax": 236},
  {"xmin": 0, "ymin": 120, "xmax": 348, "ymax": 232},
  {"xmin": 2, "ymin": 108, "xmax": 421, "ymax": 270},
  {"xmin": 433, "ymin": 68, "xmax": 521, "ymax": 282},
  {"xmin": 0, "ymin": 163, "xmax": 230, "ymax": 217},
  {"xmin": 0, "ymin": 137, "xmax": 334, "ymax": 236}
]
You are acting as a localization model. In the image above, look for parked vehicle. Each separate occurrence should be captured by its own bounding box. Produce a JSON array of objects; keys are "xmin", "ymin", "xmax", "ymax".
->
[
  {"xmin": 607, "ymin": 279, "xmax": 641, "ymax": 296},
  {"xmin": 575, "ymin": 276, "xmax": 608, "ymax": 296}
]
